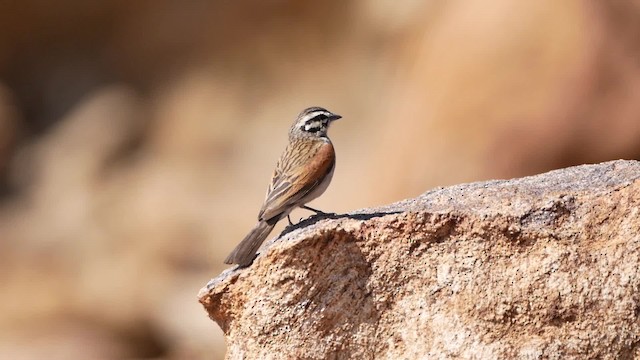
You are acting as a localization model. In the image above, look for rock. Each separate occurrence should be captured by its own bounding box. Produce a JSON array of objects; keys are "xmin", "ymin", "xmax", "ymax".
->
[
  {"xmin": 200, "ymin": 160, "xmax": 640, "ymax": 359},
  {"xmin": 0, "ymin": 83, "xmax": 20, "ymax": 181}
]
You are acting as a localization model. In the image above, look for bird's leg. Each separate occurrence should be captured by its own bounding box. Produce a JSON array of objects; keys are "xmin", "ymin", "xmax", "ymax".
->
[{"xmin": 287, "ymin": 215, "xmax": 294, "ymax": 226}]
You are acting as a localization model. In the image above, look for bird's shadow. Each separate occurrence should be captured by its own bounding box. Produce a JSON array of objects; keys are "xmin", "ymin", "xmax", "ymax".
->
[
  {"xmin": 278, "ymin": 210, "xmax": 402, "ymax": 238},
  {"xmin": 227, "ymin": 210, "xmax": 403, "ymax": 270}
]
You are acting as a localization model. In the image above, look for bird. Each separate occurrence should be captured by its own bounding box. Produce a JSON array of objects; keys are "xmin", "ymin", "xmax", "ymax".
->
[{"xmin": 224, "ymin": 106, "xmax": 342, "ymax": 266}]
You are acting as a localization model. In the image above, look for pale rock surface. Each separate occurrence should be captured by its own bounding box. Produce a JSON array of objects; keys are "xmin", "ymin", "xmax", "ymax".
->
[{"xmin": 200, "ymin": 160, "xmax": 640, "ymax": 359}]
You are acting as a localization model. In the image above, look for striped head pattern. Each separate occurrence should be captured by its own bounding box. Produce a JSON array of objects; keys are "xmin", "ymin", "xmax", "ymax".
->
[{"xmin": 290, "ymin": 106, "xmax": 342, "ymax": 138}]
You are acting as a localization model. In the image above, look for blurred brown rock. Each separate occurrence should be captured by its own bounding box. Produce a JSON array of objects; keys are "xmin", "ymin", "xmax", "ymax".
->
[
  {"xmin": 0, "ymin": 83, "xmax": 19, "ymax": 180},
  {"xmin": 374, "ymin": 0, "xmax": 640, "ymax": 202},
  {"xmin": 200, "ymin": 160, "xmax": 640, "ymax": 359}
]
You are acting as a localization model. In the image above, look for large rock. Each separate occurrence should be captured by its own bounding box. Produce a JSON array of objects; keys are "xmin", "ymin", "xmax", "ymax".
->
[{"xmin": 199, "ymin": 160, "xmax": 640, "ymax": 359}]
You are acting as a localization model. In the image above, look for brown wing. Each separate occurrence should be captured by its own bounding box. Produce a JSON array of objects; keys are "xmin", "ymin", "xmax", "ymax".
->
[{"xmin": 258, "ymin": 139, "xmax": 335, "ymax": 221}]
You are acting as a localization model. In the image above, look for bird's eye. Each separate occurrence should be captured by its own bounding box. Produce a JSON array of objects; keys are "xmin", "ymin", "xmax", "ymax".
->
[{"xmin": 313, "ymin": 114, "xmax": 328, "ymax": 121}]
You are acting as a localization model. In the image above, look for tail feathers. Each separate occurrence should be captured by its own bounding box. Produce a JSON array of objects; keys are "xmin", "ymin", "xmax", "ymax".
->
[{"xmin": 224, "ymin": 220, "xmax": 277, "ymax": 266}]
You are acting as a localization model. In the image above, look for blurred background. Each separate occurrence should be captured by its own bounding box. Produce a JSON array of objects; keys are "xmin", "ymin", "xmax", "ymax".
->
[{"xmin": 0, "ymin": 0, "xmax": 639, "ymax": 359}]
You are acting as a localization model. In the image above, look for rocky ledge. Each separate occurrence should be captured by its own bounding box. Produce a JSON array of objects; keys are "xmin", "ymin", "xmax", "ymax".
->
[{"xmin": 199, "ymin": 160, "xmax": 640, "ymax": 359}]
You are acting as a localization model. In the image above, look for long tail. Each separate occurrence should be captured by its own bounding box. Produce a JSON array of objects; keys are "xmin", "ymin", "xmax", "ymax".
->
[{"xmin": 224, "ymin": 220, "xmax": 277, "ymax": 266}]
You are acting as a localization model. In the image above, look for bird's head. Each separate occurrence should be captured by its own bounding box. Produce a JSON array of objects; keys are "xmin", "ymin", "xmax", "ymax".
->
[{"xmin": 290, "ymin": 106, "xmax": 341, "ymax": 138}]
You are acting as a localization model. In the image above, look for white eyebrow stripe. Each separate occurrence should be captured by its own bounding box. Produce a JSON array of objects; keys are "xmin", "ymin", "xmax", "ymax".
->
[{"xmin": 302, "ymin": 111, "xmax": 330, "ymax": 122}]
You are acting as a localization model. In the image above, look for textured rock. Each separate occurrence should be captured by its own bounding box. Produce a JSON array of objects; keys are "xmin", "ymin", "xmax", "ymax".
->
[
  {"xmin": 206, "ymin": 160, "xmax": 640, "ymax": 359},
  {"xmin": 199, "ymin": 161, "xmax": 640, "ymax": 359}
]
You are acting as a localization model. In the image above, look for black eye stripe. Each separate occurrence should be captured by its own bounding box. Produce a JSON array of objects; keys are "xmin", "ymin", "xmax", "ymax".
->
[
  {"xmin": 302, "ymin": 119, "xmax": 327, "ymax": 133},
  {"xmin": 306, "ymin": 115, "xmax": 329, "ymax": 127}
]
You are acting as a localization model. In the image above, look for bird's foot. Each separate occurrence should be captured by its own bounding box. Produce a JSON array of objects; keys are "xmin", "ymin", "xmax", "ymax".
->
[{"xmin": 301, "ymin": 205, "xmax": 336, "ymax": 217}]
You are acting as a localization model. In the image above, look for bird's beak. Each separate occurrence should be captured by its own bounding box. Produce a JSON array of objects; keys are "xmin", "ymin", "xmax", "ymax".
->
[{"xmin": 329, "ymin": 114, "xmax": 342, "ymax": 121}]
